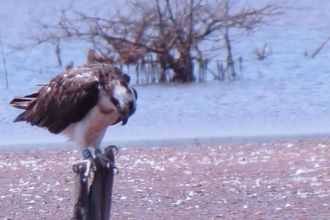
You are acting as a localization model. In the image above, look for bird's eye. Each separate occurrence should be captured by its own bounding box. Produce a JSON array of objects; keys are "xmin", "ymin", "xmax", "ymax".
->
[{"xmin": 117, "ymin": 106, "xmax": 123, "ymax": 112}]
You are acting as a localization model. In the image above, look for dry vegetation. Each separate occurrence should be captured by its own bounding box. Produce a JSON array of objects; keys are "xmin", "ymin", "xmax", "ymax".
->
[{"xmin": 18, "ymin": 0, "xmax": 283, "ymax": 83}]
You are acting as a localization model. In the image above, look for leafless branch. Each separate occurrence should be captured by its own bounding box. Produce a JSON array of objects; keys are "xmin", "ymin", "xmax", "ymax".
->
[
  {"xmin": 13, "ymin": 0, "xmax": 283, "ymax": 82},
  {"xmin": 310, "ymin": 34, "xmax": 330, "ymax": 58}
]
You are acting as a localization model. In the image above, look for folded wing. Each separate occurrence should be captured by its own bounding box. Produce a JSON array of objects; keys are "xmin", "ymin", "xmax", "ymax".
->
[{"xmin": 11, "ymin": 72, "xmax": 100, "ymax": 134}]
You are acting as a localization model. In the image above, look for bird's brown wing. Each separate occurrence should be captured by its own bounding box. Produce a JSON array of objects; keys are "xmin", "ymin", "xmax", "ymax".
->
[{"xmin": 12, "ymin": 72, "xmax": 100, "ymax": 134}]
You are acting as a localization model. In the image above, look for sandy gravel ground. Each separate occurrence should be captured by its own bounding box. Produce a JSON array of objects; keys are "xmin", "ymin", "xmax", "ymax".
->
[{"xmin": 0, "ymin": 139, "xmax": 330, "ymax": 219}]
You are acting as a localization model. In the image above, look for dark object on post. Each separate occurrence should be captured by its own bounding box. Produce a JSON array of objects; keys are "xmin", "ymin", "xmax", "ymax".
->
[{"xmin": 72, "ymin": 145, "xmax": 117, "ymax": 220}]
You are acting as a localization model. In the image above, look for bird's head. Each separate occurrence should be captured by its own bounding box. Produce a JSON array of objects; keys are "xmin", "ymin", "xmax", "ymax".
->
[{"xmin": 111, "ymin": 80, "xmax": 137, "ymax": 125}]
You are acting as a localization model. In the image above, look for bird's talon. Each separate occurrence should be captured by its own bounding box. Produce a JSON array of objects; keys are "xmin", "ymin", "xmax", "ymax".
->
[
  {"xmin": 114, "ymin": 166, "xmax": 119, "ymax": 174},
  {"xmin": 95, "ymin": 150, "xmax": 114, "ymax": 168},
  {"xmin": 73, "ymin": 158, "xmax": 95, "ymax": 180},
  {"xmin": 105, "ymin": 145, "xmax": 119, "ymax": 155}
]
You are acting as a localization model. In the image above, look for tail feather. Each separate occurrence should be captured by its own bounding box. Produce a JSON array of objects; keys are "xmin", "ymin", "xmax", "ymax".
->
[
  {"xmin": 13, "ymin": 112, "xmax": 26, "ymax": 122},
  {"xmin": 10, "ymin": 98, "xmax": 33, "ymax": 109},
  {"xmin": 10, "ymin": 92, "xmax": 39, "ymax": 122},
  {"xmin": 10, "ymin": 93, "xmax": 39, "ymax": 110}
]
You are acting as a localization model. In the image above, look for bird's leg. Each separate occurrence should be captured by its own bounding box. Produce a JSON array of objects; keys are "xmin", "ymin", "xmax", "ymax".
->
[
  {"xmin": 82, "ymin": 148, "xmax": 97, "ymax": 171},
  {"xmin": 72, "ymin": 149, "xmax": 96, "ymax": 180},
  {"xmin": 94, "ymin": 145, "xmax": 118, "ymax": 172},
  {"xmin": 72, "ymin": 147, "xmax": 118, "ymax": 180},
  {"xmin": 72, "ymin": 159, "xmax": 93, "ymax": 182}
]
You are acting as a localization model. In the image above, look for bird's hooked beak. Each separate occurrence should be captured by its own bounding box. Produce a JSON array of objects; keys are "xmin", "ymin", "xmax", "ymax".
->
[{"xmin": 121, "ymin": 114, "xmax": 128, "ymax": 125}]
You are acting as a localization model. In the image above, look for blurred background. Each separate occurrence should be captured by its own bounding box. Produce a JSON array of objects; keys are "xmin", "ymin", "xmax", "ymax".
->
[{"xmin": 0, "ymin": 0, "xmax": 329, "ymax": 149}]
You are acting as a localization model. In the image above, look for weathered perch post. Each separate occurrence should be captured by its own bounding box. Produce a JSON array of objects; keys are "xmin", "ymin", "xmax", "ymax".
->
[{"xmin": 71, "ymin": 145, "xmax": 117, "ymax": 220}]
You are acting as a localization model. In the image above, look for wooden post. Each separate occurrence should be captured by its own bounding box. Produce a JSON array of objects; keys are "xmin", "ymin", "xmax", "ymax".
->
[{"xmin": 72, "ymin": 145, "xmax": 117, "ymax": 220}]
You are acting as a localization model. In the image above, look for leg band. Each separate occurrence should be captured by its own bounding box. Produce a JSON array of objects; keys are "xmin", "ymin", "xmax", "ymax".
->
[{"xmin": 82, "ymin": 149, "xmax": 93, "ymax": 159}]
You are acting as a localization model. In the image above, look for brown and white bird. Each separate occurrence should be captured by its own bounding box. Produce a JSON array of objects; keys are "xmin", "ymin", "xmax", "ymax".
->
[{"xmin": 10, "ymin": 63, "xmax": 137, "ymax": 168}]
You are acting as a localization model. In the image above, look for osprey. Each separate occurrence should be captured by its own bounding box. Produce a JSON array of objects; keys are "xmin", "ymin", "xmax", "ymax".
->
[{"xmin": 10, "ymin": 63, "xmax": 137, "ymax": 168}]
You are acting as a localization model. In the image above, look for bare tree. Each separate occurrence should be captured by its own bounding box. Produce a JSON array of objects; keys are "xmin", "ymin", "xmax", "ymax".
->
[{"xmin": 14, "ymin": 0, "xmax": 283, "ymax": 83}]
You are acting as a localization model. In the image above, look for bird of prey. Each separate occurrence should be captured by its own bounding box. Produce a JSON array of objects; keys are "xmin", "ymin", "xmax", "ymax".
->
[{"xmin": 10, "ymin": 63, "xmax": 137, "ymax": 171}]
